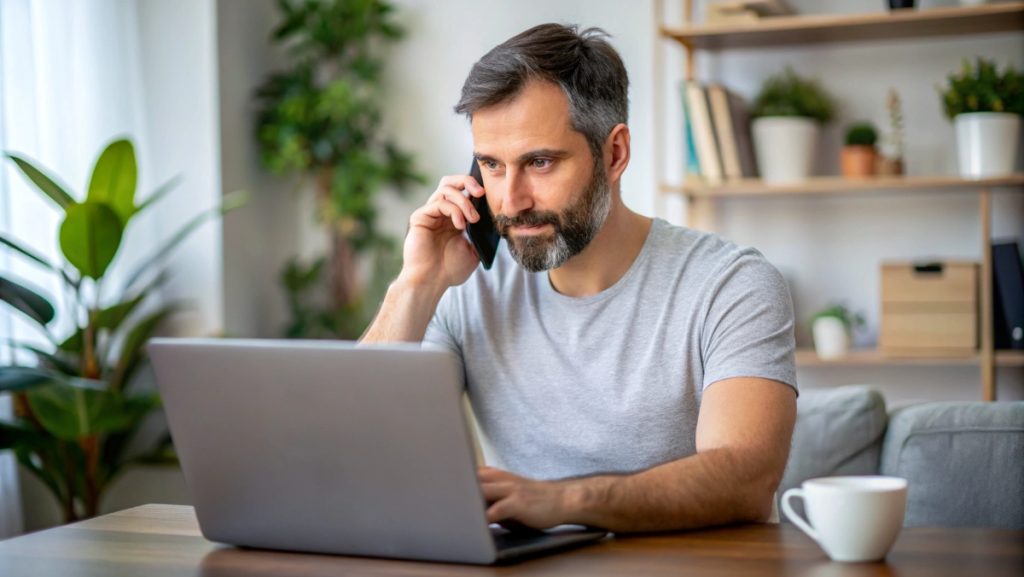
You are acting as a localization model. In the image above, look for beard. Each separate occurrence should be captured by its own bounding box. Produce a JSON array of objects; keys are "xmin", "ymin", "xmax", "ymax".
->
[{"xmin": 494, "ymin": 161, "xmax": 612, "ymax": 273}]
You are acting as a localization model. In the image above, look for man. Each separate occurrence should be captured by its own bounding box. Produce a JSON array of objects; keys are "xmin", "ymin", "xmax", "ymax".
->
[{"xmin": 362, "ymin": 23, "xmax": 797, "ymax": 533}]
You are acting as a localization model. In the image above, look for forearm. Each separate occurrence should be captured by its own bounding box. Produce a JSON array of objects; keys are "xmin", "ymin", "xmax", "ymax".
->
[
  {"xmin": 360, "ymin": 275, "xmax": 447, "ymax": 343},
  {"xmin": 565, "ymin": 446, "xmax": 782, "ymax": 533}
]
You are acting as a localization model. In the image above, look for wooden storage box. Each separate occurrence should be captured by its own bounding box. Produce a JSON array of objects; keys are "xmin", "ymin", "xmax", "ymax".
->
[{"xmin": 879, "ymin": 261, "xmax": 978, "ymax": 356}]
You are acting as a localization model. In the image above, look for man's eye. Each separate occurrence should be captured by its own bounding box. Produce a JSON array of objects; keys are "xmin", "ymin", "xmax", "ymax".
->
[
  {"xmin": 531, "ymin": 158, "xmax": 552, "ymax": 169},
  {"xmin": 483, "ymin": 160, "xmax": 499, "ymax": 170}
]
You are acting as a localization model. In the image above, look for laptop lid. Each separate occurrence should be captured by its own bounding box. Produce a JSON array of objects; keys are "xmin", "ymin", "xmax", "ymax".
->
[{"xmin": 148, "ymin": 338, "xmax": 500, "ymax": 564}]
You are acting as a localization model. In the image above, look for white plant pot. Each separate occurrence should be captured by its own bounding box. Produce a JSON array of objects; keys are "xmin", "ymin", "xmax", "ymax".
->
[
  {"xmin": 813, "ymin": 317, "xmax": 850, "ymax": 360},
  {"xmin": 954, "ymin": 112, "xmax": 1021, "ymax": 178},
  {"xmin": 752, "ymin": 117, "xmax": 819, "ymax": 183}
]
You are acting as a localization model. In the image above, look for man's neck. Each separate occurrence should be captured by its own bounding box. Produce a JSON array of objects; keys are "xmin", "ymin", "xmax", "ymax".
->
[{"xmin": 547, "ymin": 199, "xmax": 652, "ymax": 298}]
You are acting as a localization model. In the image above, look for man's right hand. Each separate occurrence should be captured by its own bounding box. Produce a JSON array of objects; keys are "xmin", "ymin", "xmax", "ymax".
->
[{"xmin": 398, "ymin": 173, "xmax": 487, "ymax": 291}]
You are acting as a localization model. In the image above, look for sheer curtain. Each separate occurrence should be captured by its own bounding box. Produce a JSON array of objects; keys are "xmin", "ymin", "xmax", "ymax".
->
[{"xmin": 0, "ymin": 0, "xmax": 150, "ymax": 538}]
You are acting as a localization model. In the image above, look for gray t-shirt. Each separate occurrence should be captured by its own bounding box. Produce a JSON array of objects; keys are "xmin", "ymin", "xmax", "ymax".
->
[{"xmin": 424, "ymin": 218, "xmax": 796, "ymax": 481}]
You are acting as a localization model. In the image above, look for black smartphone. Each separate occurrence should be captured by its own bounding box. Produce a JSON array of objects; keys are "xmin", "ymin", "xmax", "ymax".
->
[{"xmin": 465, "ymin": 160, "xmax": 500, "ymax": 270}]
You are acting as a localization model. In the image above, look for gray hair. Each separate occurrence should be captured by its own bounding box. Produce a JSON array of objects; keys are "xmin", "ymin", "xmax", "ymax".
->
[{"xmin": 454, "ymin": 23, "xmax": 629, "ymax": 158}]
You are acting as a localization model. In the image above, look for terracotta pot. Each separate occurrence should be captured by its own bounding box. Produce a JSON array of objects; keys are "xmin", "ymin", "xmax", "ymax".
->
[{"xmin": 840, "ymin": 145, "xmax": 877, "ymax": 178}]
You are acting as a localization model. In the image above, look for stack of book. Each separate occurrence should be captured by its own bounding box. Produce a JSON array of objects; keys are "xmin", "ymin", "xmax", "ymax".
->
[
  {"xmin": 706, "ymin": 0, "xmax": 794, "ymax": 26},
  {"xmin": 681, "ymin": 81, "xmax": 759, "ymax": 185}
]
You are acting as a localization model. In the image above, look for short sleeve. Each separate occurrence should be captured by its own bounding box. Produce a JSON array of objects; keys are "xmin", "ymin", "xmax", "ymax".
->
[
  {"xmin": 700, "ymin": 252, "xmax": 797, "ymax": 392},
  {"xmin": 422, "ymin": 289, "xmax": 466, "ymax": 387}
]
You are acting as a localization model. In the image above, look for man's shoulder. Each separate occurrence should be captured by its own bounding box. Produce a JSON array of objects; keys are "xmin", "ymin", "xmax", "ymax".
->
[{"xmin": 647, "ymin": 218, "xmax": 772, "ymax": 276}]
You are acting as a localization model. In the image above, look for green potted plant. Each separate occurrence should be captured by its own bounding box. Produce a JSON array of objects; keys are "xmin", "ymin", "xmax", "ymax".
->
[
  {"xmin": 254, "ymin": 0, "xmax": 424, "ymax": 339},
  {"xmin": 811, "ymin": 303, "xmax": 865, "ymax": 360},
  {"xmin": 939, "ymin": 57, "xmax": 1023, "ymax": 178},
  {"xmin": 751, "ymin": 67, "xmax": 836, "ymax": 183},
  {"xmin": 841, "ymin": 122, "xmax": 878, "ymax": 178},
  {"xmin": 0, "ymin": 138, "xmax": 244, "ymax": 522}
]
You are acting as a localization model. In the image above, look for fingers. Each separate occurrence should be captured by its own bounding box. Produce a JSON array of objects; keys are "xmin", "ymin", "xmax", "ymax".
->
[
  {"xmin": 412, "ymin": 175, "xmax": 485, "ymax": 232},
  {"xmin": 479, "ymin": 481, "xmax": 515, "ymax": 503}
]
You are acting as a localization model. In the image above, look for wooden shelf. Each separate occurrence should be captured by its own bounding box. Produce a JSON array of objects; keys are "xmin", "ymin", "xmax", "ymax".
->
[
  {"xmin": 661, "ymin": 173, "xmax": 1024, "ymax": 198},
  {"xmin": 796, "ymin": 349, "xmax": 1024, "ymax": 368},
  {"xmin": 662, "ymin": 3, "xmax": 1024, "ymax": 51},
  {"xmin": 996, "ymin": 350, "xmax": 1024, "ymax": 367},
  {"xmin": 796, "ymin": 348, "xmax": 978, "ymax": 367}
]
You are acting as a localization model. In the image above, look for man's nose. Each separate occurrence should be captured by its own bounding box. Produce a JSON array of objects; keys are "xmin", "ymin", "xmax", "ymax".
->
[{"xmin": 501, "ymin": 169, "xmax": 534, "ymax": 217}]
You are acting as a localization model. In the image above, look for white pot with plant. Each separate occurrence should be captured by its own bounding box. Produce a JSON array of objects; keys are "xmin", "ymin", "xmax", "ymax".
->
[
  {"xmin": 751, "ymin": 67, "xmax": 836, "ymax": 183},
  {"xmin": 940, "ymin": 58, "xmax": 1023, "ymax": 178},
  {"xmin": 811, "ymin": 304, "xmax": 865, "ymax": 360}
]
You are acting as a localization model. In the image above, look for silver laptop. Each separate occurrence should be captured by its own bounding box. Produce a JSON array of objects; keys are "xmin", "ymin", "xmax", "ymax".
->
[{"xmin": 148, "ymin": 338, "xmax": 607, "ymax": 564}]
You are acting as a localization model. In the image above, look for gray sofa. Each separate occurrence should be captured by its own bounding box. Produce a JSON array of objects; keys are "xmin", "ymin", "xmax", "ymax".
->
[{"xmin": 780, "ymin": 386, "xmax": 1024, "ymax": 529}]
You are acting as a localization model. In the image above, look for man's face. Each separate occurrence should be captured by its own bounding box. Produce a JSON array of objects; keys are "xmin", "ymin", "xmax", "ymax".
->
[{"xmin": 471, "ymin": 81, "xmax": 611, "ymax": 272}]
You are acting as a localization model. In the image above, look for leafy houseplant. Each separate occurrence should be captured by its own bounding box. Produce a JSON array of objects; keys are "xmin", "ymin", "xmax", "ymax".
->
[
  {"xmin": 876, "ymin": 89, "xmax": 905, "ymax": 176},
  {"xmin": 255, "ymin": 0, "xmax": 423, "ymax": 339},
  {"xmin": 939, "ymin": 58, "xmax": 1023, "ymax": 177},
  {"xmin": 0, "ymin": 138, "xmax": 244, "ymax": 522},
  {"xmin": 841, "ymin": 122, "xmax": 878, "ymax": 178},
  {"xmin": 750, "ymin": 68, "xmax": 837, "ymax": 183},
  {"xmin": 811, "ymin": 303, "xmax": 865, "ymax": 360}
]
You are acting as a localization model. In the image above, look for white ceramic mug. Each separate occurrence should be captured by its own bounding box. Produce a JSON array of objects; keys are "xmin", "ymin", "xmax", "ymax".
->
[{"xmin": 781, "ymin": 476, "xmax": 908, "ymax": 562}]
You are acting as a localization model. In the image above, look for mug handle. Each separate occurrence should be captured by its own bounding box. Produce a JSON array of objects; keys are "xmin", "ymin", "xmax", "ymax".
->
[{"xmin": 781, "ymin": 488, "xmax": 820, "ymax": 543}]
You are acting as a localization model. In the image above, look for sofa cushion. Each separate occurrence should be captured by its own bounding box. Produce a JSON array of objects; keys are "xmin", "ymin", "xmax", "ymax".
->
[
  {"xmin": 779, "ymin": 386, "xmax": 888, "ymax": 503},
  {"xmin": 881, "ymin": 401, "xmax": 1024, "ymax": 529}
]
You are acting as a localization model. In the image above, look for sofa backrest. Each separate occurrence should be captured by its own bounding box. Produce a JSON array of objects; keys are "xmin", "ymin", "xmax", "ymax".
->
[
  {"xmin": 881, "ymin": 401, "xmax": 1024, "ymax": 529},
  {"xmin": 779, "ymin": 385, "xmax": 888, "ymax": 501}
]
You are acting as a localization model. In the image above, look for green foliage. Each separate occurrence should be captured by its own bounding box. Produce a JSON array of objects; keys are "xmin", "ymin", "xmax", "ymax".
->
[
  {"xmin": 255, "ymin": 0, "xmax": 423, "ymax": 338},
  {"xmin": 811, "ymin": 303, "xmax": 865, "ymax": 331},
  {"xmin": 940, "ymin": 58, "xmax": 1024, "ymax": 120},
  {"xmin": 752, "ymin": 67, "xmax": 836, "ymax": 123},
  {"xmin": 844, "ymin": 122, "xmax": 878, "ymax": 147},
  {"xmin": 0, "ymin": 138, "xmax": 243, "ymax": 522}
]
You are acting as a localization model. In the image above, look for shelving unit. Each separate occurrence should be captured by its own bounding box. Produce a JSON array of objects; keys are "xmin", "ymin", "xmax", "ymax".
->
[{"xmin": 658, "ymin": 2, "xmax": 1024, "ymax": 400}]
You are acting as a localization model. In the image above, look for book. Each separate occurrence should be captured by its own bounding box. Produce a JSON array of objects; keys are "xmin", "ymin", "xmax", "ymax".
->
[
  {"xmin": 707, "ymin": 85, "xmax": 758, "ymax": 180},
  {"xmin": 680, "ymin": 85, "xmax": 701, "ymax": 179},
  {"xmin": 992, "ymin": 240, "xmax": 1024, "ymax": 350},
  {"xmin": 685, "ymin": 81, "xmax": 723, "ymax": 185}
]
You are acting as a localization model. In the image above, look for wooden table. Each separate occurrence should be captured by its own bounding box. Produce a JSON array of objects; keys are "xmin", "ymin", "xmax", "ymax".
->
[{"xmin": 0, "ymin": 504, "xmax": 1021, "ymax": 576}]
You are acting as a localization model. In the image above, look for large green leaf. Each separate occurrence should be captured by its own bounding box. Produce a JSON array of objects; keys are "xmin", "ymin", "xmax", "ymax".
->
[
  {"xmin": 26, "ymin": 384, "xmax": 136, "ymax": 441},
  {"xmin": 123, "ymin": 190, "xmax": 248, "ymax": 290},
  {"xmin": 0, "ymin": 366, "xmax": 54, "ymax": 392},
  {"xmin": 59, "ymin": 202, "xmax": 124, "ymax": 279},
  {"xmin": 0, "ymin": 274, "xmax": 56, "ymax": 326},
  {"xmin": 5, "ymin": 153, "xmax": 76, "ymax": 210},
  {"xmin": 87, "ymin": 139, "xmax": 137, "ymax": 225},
  {"xmin": 0, "ymin": 419, "xmax": 43, "ymax": 450}
]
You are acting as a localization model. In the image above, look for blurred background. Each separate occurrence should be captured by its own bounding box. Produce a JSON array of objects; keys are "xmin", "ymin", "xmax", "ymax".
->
[{"xmin": 0, "ymin": 0, "xmax": 1021, "ymax": 538}]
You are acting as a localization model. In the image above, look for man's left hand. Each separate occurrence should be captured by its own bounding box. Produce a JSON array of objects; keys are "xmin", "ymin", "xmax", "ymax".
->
[{"xmin": 478, "ymin": 466, "xmax": 578, "ymax": 529}]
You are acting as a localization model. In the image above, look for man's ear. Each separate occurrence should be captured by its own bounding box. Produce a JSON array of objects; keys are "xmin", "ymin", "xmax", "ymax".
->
[{"xmin": 604, "ymin": 123, "xmax": 630, "ymax": 187}]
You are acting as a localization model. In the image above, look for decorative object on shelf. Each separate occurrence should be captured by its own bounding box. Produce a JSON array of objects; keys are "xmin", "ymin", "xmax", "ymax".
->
[
  {"xmin": 880, "ymin": 261, "xmax": 978, "ymax": 357},
  {"xmin": 811, "ymin": 303, "xmax": 865, "ymax": 360},
  {"xmin": 887, "ymin": 0, "xmax": 915, "ymax": 10},
  {"xmin": 254, "ymin": 0, "xmax": 424, "ymax": 339},
  {"xmin": 940, "ymin": 57, "xmax": 1023, "ymax": 178},
  {"xmin": 876, "ymin": 89, "xmax": 905, "ymax": 176},
  {"xmin": 0, "ymin": 138, "xmax": 245, "ymax": 522},
  {"xmin": 841, "ymin": 122, "xmax": 879, "ymax": 178},
  {"xmin": 706, "ymin": 0, "xmax": 794, "ymax": 25},
  {"xmin": 751, "ymin": 67, "xmax": 836, "ymax": 183}
]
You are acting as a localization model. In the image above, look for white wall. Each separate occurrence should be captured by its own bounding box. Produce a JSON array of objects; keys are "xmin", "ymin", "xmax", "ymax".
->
[{"xmin": 218, "ymin": 0, "xmax": 303, "ymax": 338}]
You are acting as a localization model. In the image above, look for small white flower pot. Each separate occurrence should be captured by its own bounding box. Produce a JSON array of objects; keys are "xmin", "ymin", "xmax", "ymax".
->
[
  {"xmin": 813, "ymin": 317, "xmax": 850, "ymax": 360},
  {"xmin": 752, "ymin": 117, "xmax": 819, "ymax": 183},
  {"xmin": 954, "ymin": 112, "xmax": 1021, "ymax": 178}
]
